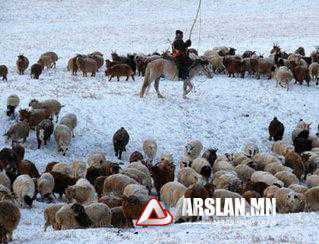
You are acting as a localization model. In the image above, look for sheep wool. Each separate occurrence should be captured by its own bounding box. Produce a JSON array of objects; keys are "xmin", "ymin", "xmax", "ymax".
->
[
  {"xmin": 0, "ymin": 200, "xmax": 21, "ymax": 242},
  {"xmin": 44, "ymin": 203, "xmax": 64, "ymax": 231},
  {"xmin": 143, "ymin": 139, "xmax": 157, "ymax": 161},
  {"xmin": 13, "ymin": 174, "xmax": 35, "ymax": 208},
  {"xmin": 160, "ymin": 181, "xmax": 187, "ymax": 208},
  {"xmin": 0, "ymin": 170, "xmax": 11, "ymax": 190},
  {"xmin": 184, "ymin": 140, "xmax": 203, "ymax": 160},
  {"xmin": 177, "ymin": 166, "xmax": 203, "ymax": 187},
  {"xmin": 87, "ymin": 152, "xmax": 107, "ymax": 168},
  {"xmin": 37, "ymin": 172, "xmax": 55, "ymax": 198}
]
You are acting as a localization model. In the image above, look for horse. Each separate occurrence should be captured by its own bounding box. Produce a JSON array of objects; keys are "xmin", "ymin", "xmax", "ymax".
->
[{"xmin": 139, "ymin": 58, "xmax": 213, "ymax": 99}]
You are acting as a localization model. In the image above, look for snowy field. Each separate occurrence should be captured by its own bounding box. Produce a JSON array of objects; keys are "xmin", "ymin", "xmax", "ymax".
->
[{"xmin": 1, "ymin": 0, "xmax": 319, "ymax": 243}]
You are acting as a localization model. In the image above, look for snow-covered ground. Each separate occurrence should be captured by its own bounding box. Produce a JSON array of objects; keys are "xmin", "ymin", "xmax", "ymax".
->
[{"xmin": 1, "ymin": 0, "xmax": 319, "ymax": 243}]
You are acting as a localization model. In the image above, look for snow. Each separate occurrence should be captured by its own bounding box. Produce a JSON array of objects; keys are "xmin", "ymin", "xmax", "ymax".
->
[{"xmin": 1, "ymin": 0, "xmax": 319, "ymax": 242}]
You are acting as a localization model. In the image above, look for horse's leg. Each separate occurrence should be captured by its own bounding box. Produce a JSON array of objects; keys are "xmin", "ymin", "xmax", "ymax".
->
[{"xmin": 154, "ymin": 77, "xmax": 164, "ymax": 98}]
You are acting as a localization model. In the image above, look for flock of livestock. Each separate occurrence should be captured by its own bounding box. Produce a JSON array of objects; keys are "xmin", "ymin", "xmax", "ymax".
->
[
  {"xmin": 0, "ymin": 44, "xmax": 318, "ymax": 93},
  {"xmin": 0, "ymin": 45, "xmax": 319, "ymax": 243}
]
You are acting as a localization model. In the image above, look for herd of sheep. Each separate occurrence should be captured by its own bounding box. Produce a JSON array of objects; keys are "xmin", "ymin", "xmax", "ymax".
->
[
  {"xmin": 0, "ymin": 45, "xmax": 319, "ymax": 242},
  {"xmin": 0, "ymin": 44, "xmax": 318, "ymax": 91}
]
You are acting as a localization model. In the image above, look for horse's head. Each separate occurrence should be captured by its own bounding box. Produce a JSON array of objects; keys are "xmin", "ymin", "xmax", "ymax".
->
[{"xmin": 192, "ymin": 59, "xmax": 213, "ymax": 79}]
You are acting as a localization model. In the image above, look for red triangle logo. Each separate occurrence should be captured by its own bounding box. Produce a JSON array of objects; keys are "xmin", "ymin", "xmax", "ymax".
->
[{"xmin": 135, "ymin": 197, "xmax": 173, "ymax": 226}]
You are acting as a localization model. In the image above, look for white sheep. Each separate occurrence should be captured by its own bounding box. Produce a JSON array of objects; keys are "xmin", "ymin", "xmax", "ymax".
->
[
  {"xmin": 60, "ymin": 113, "xmax": 77, "ymax": 137},
  {"xmin": 6, "ymin": 94, "xmax": 20, "ymax": 117},
  {"xmin": 184, "ymin": 140, "xmax": 203, "ymax": 161},
  {"xmin": 213, "ymin": 170, "xmax": 241, "ymax": 190},
  {"xmin": 275, "ymin": 66, "xmax": 293, "ymax": 90},
  {"xmin": 191, "ymin": 157, "xmax": 212, "ymax": 180},
  {"xmin": 121, "ymin": 167, "xmax": 152, "ymax": 190},
  {"xmin": 160, "ymin": 181, "xmax": 187, "ymax": 208},
  {"xmin": 251, "ymin": 171, "xmax": 284, "ymax": 187},
  {"xmin": 235, "ymin": 164, "xmax": 255, "ymax": 182},
  {"xmin": 0, "ymin": 170, "xmax": 11, "ymax": 190},
  {"xmin": 309, "ymin": 62, "xmax": 319, "ymax": 85},
  {"xmin": 52, "ymin": 162, "xmax": 72, "ymax": 176},
  {"xmin": 143, "ymin": 139, "xmax": 157, "ymax": 161},
  {"xmin": 177, "ymin": 166, "xmax": 202, "ymax": 187},
  {"xmin": 37, "ymin": 172, "xmax": 55, "ymax": 199},
  {"xmin": 103, "ymin": 173, "xmax": 138, "ymax": 196},
  {"xmin": 271, "ymin": 141, "xmax": 291, "ymax": 156},
  {"xmin": 71, "ymin": 161, "xmax": 87, "ymax": 180},
  {"xmin": 87, "ymin": 152, "xmax": 107, "ymax": 168},
  {"xmin": 253, "ymin": 153, "xmax": 284, "ymax": 169},
  {"xmin": 126, "ymin": 161, "xmax": 151, "ymax": 178},
  {"xmin": 65, "ymin": 178, "xmax": 96, "ymax": 204},
  {"xmin": 12, "ymin": 174, "xmax": 35, "ymax": 208},
  {"xmin": 264, "ymin": 162, "xmax": 292, "ymax": 175},
  {"xmin": 123, "ymin": 184, "xmax": 149, "ymax": 202},
  {"xmin": 54, "ymin": 124, "xmax": 72, "ymax": 155},
  {"xmin": 84, "ymin": 202, "xmax": 112, "ymax": 228},
  {"xmin": 212, "ymin": 159, "xmax": 235, "ymax": 173}
]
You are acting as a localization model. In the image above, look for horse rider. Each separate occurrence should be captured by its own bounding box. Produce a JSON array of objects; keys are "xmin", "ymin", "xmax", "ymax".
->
[{"xmin": 172, "ymin": 30, "xmax": 192, "ymax": 80}]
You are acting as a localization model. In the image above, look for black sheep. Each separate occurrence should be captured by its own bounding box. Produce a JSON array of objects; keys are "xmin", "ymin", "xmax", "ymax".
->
[
  {"xmin": 50, "ymin": 171, "xmax": 76, "ymax": 198},
  {"xmin": 71, "ymin": 203, "xmax": 93, "ymax": 228},
  {"xmin": 268, "ymin": 117, "xmax": 284, "ymax": 141},
  {"xmin": 112, "ymin": 127, "xmax": 129, "ymax": 160},
  {"xmin": 30, "ymin": 63, "xmax": 43, "ymax": 79},
  {"xmin": 202, "ymin": 148, "xmax": 218, "ymax": 167},
  {"xmin": 293, "ymin": 136, "xmax": 312, "ymax": 154},
  {"xmin": 36, "ymin": 119, "xmax": 54, "ymax": 149}
]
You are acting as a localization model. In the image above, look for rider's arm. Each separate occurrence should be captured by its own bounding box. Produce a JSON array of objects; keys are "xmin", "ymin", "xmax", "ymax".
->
[{"xmin": 185, "ymin": 39, "xmax": 192, "ymax": 47}]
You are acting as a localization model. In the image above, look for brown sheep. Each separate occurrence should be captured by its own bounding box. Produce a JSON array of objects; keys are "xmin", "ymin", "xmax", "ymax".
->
[
  {"xmin": 88, "ymin": 52, "xmax": 104, "ymax": 71},
  {"xmin": 111, "ymin": 206, "xmax": 130, "ymax": 228},
  {"xmin": 284, "ymin": 150, "xmax": 305, "ymax": 179},
  {"xmin": 50, "ymin": 171, "xmax": 76, "ymax": 198},
  {"xmin": 19, "ymin": 109, "xmax": 51, "ymax": 129},
  {"xmin": 105, "ymin": 64, "xmax": 135, "ymax": 81},
  {"xmin": 99, "ymin": 194, "xmax": 124, "ymax": 208},
  {"xmin": 16, "ymin": 55, "xmax": 29, "ymax": 75},
  {"xmin": 67, "ymin": 57, "xmax": 78, "ymax": 75},
  {"xmin": 0, "ymin": 200, "xmax": 21, "ymax": 242},
  {"xmin": 38, "ymin": 52, "xmax": 58, "ymax": 69},
  {"xmin": 30, "ymin": 63, "xmax": 43, "ymax": 79},
  {"xmin": 0, "ymin": 65, "xmax": 8, "ymax": 81},
  {"xmin": 150, "ymin": 160, "xmax": 175, "ymax": 199},
  {"xmin": 17, "ymin": 160, "xmax": 40, "ymax": 179},
  {"xmin": 122, "ymin": 195, "xmax": 147, "ymax": 227},
  {"xmin": 76, "ymin": 55, "xmax": 98, "ymax": 77}
]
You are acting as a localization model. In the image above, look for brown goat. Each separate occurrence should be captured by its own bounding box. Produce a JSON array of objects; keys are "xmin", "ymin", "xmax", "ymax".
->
[
  {"xmin": 223, "ymin": 56, "xmax": 242, "ymax": 78},
  {"xmin": 30, "ymin": 63, "xmax": 43, "ymax": 79},
  {"xmin": 105, "ymin": 64, "xmax": 134, "ymax": 81},
  {"xmin": 0, "ymin": 65, "xmax": 8, "ymax": 81},
  {"xmin": 16, "ymin": 55, "xmax": 29, "ymax": 75},
  {"xmin": 290, "ymin": 61, "xmax": 311, "ymax": 86}
]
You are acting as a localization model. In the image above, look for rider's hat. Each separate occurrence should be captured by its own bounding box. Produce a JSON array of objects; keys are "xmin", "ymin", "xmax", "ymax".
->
[{"xmin": 175, "ymin": 30, "xmax": 183, "ymax": 35}]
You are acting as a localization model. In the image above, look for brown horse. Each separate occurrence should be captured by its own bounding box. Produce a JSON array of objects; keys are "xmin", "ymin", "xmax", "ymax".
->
[{"xmin": 139, "ymin": 58, "xmax": 213, "ymax": 99}]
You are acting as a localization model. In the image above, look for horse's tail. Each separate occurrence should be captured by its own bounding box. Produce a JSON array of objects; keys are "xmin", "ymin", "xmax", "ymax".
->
[{"xmin": 139, "ymin": 65, "xmax": 152, "ymax": 98}]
